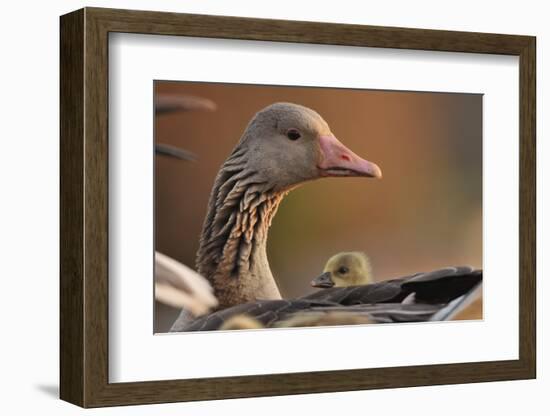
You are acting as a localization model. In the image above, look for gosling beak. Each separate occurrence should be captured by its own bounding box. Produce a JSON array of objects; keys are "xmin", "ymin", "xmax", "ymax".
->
[
  {"xmin": 318, "ymin": 135, "xmax": 382, "ymax": 179},
  {"xmin": 311, "ymin": 271, "xmax": 335, "ymax": 288}
]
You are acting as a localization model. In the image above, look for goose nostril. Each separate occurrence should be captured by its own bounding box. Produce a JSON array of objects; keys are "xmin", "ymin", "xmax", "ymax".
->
[{"xmin": 341, "ymin": 154, "xmax": 351, "ymax": 162}]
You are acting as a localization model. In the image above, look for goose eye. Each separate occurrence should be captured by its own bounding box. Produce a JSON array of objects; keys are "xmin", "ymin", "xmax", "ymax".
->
[
  {"xmin": 286, "ymin": 128, "xmax": 301, "ymax": 141},
  {"xmin": 338, "ymin": 266, "xmax": 349, "ymax": 274}
]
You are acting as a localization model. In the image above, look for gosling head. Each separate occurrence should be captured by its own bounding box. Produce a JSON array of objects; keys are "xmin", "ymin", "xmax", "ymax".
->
[
  {"xmin": 311, "ymin": 252, "xmax": 373, "ymax": 288},
  {"xmin": 239, "ymin": 102, "xmax": 382, "ymax": 191}
]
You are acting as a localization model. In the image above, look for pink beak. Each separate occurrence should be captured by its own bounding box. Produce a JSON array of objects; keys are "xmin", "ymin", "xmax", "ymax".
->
[{"xmin": 317, "ymin": 135, "xmax": 382, "ymax": 179}]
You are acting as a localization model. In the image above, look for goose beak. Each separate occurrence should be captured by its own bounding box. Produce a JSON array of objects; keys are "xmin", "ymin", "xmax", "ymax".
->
[
  {"xmin": 318, "ymin": 135, "xmax": 382, "ymax": 179},
  {"xmin": 311, "ymin": 271, "xmax": 335, "ymax": 288}
]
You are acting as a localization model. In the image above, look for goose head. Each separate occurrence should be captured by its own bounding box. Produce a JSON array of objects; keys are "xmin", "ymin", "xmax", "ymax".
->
[
  {"xmin": 311, "ymin": 252, "xmax": 373, "ymax": 288},
  {"xmin": 239, "ymin": 102, "xmax": 382, "ymax": 191}
]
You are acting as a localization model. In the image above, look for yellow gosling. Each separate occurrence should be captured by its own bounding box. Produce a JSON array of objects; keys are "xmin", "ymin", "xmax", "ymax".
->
[{"xmin": 311, "ymin": 252, "xmax": 373, "ymax": 288}]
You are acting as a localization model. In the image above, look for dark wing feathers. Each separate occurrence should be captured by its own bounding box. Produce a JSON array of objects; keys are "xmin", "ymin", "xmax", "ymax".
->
[
  {"xmin": 173, "ymin": 267, "xmax": 482, "ymax": 332},
  {"xmin": 309, "ymin": 303, "xmax": 444, "ymax": 323},
  {"xmin": 402, "ymin": 267, "xmax": 482, "ymax": 304},
  {"xmin": 302, "ymin": 266, "xmax": 480, "ymax": 305},
  {"xmin": 301, "ymin": 279, "xmax": 405, "ymax": 304},
  {"xmin": 180, "ymin": 299, "xmax": 336, "ymax": 331}
]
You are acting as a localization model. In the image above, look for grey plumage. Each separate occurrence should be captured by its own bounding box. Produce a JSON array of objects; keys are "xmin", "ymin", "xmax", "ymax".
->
[{"xmin": 175, "ymin": 267, "xmax": 482, "ymax": 331}]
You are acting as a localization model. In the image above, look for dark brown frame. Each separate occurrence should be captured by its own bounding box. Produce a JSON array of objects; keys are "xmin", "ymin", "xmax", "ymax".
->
[{"xmin": 60, "ymin": 7, "xmax": 536, "ymax": 408}]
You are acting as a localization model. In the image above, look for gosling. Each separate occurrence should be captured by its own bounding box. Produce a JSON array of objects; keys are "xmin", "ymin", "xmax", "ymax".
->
[{"xmin": 311, "ymin": 251, "xmax": 373, "ymax": 288}]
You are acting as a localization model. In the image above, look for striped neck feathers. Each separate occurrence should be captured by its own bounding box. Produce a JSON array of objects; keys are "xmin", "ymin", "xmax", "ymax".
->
[{"xmin": 196, "ymin": 146, "xmax": 285, "ymax": 308}]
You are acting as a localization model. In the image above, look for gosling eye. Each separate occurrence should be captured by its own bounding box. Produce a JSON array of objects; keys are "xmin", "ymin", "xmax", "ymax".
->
[
  {"xmin": 286, "ymin": 128, "xmax": 302, "ymax": 141},
  {"xmin": 338, "ymin": 266, "xmax": 349, "ymax": 274}
]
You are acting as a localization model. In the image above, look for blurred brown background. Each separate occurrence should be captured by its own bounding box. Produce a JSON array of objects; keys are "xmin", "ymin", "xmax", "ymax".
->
[{"xmin": 154, "ymin": 81, "xmax": 482, "ymax": 331}]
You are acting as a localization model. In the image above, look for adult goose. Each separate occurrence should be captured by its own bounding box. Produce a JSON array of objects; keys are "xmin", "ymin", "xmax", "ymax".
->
[{"xmin": 170, "ymin": 103, "xmax": 481, "ymax": 331}]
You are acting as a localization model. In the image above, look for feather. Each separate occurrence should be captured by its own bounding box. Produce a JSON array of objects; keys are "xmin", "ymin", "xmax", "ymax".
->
[
  {"xmin": 155, "ymin": 252, "xmax": 217, "ymax": 315},
  {"xmin": 173, "ymin": 267, "xmax": 482, "ymax": 331}
]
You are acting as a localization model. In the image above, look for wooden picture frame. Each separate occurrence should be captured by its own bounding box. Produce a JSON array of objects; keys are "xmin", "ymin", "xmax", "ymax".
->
[{"xmin": 60, "ymin": 7, "xmax": 536, "ymax": 408}]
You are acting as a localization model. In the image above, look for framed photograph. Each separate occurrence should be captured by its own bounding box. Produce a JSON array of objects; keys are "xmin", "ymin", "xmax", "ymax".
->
[{"xmin": 60, "ymin": 7, "xmax": 536, "ymax": 408}]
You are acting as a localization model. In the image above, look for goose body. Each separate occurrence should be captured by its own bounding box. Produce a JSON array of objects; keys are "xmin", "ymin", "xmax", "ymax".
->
[
  {"xmin": 170, "ymin": 102, "xmax": 481, "ymax": 331},
  {"xmin": 173, "ymin": 266, "xmax": 481, "ymax": 331}
]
